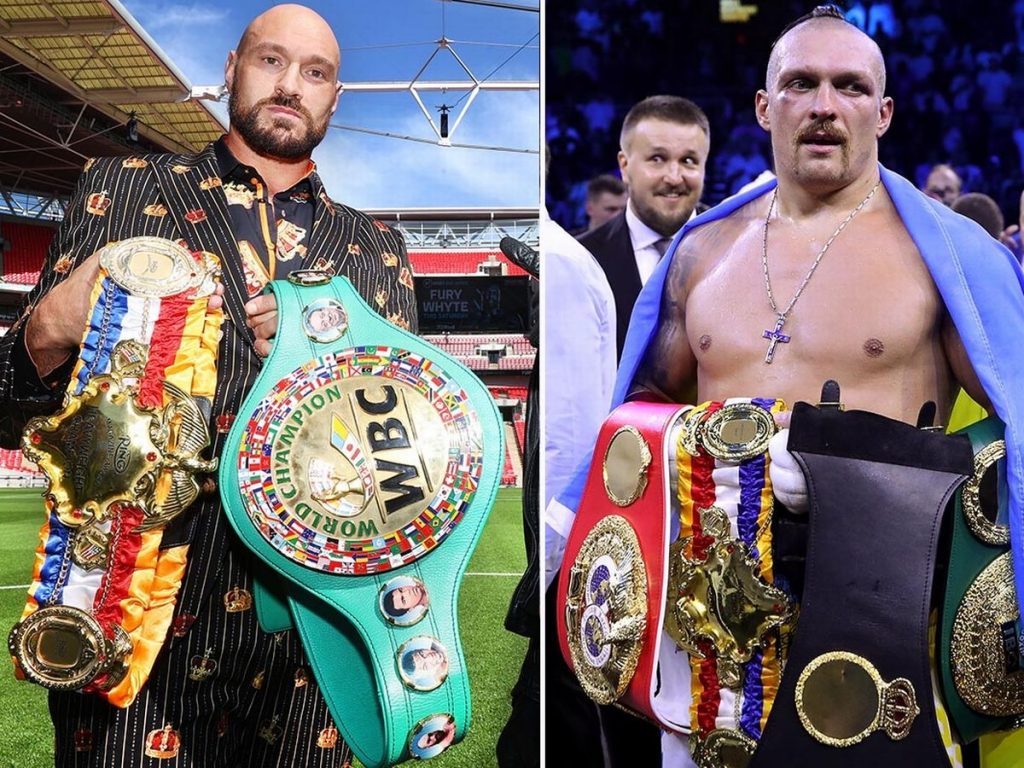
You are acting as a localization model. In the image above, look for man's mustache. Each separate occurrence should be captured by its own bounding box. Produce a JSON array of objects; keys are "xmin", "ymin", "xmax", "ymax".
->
[
  {"xmin": 796, "ymin": 120, "xmax": 847, "ymax": 144},
  {"xmin": 257, "ymin": 94, "xmax": 313, "ymax": 122}
]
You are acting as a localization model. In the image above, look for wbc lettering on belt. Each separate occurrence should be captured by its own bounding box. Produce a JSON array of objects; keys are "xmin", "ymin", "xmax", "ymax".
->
[
  {"xmin": 239, "ymin": 346, "xmax": 484, "ymax": 575},
  {"xmin": 269, "ymin": 378, "xmax": 440, "ymax": 542}
]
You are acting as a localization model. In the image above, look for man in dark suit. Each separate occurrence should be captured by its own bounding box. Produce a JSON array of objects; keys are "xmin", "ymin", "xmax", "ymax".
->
[
  {"xmin": 579, "ymin": 96, "xmax": 710, "ymax": 360},
  {"xmin": 0, "ymin": 5, "xmax": 414, "ymax": 766}
]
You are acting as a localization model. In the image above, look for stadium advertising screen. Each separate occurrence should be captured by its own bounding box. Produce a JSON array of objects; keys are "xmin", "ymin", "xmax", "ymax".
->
[{"xmin": 415, "ymin": 276, "xmax": 531, "ymax": 333}]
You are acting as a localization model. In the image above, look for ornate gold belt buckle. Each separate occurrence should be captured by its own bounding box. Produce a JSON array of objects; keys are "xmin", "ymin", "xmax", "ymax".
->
[
  {"xmin": 100, "ymin": 236, "xmax": 214, "ymax": 298},
  {"xmin": 664, "ymin": 506, "xmax": 792, "ymax": 686},
  {"xmin": 22, "ymin": 340, "xmax": 217, "ymax": 529},
  {"xmin": 564, "ymin": 515, "xmax": 647, "ymax": 704},
  {"xmin": 8, "ymin": 605, "xmax": 131, "ymax": 691},
  {"xmin": 795, "ymin": 651, "xmax": 919, "ymax": 746}
]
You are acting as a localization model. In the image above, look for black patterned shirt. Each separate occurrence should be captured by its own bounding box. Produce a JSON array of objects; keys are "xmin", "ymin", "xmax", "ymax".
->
[{"xmin": 213, "ymin": 138, "xmax": 315, "ymax": 296}]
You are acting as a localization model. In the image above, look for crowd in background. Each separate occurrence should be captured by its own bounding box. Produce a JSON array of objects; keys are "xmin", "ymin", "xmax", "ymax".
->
[{"xmin": 547, "ymin": 0, "xmax": 1024, "ymax": 233}]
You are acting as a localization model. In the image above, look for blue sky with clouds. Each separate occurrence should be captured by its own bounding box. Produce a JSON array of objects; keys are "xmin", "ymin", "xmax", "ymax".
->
[{"xmin": 120, "ymin": 1, "xmax": 540, "ymax": 210}]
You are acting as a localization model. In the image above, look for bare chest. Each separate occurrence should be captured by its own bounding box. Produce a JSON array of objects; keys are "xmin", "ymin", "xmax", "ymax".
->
[{"xmin": 685, "ymin": 214, "xmax": 947, "ymax": 410}]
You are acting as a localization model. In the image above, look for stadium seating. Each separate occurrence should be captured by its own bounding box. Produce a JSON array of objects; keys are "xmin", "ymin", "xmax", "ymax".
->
[
  {"xmin": 1, "ymin": 220, "xmax": 55, "ymax": 284},
  {"xmin": 513, "ymin": 416, "xmax": 526, "ymax": 454},
  {"xmin": 409, "ymin": 249, "xmax": 529, "ymax": 277},
  {"xmin": 0, "ymin": 448, "xmax": 43, "ymax": 487},
  {"xmin": 423, "ymin": 333, "xmax": 536, "ymax": 372},
  {"xmin": 489, "ymin": 386, "xmax": 529, "ymax": 403}
]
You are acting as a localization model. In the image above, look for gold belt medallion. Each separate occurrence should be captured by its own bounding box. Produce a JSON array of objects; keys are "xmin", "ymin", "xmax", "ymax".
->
[
  {"xmin": 691, "ymin": 728, "xmax": 757, "ymax": 768},
  {"xmin": 99, "ymin": 236, "xmax": 217, "ymax": 298},
  {"xmin": 795, "ymin": 651, "xmax": 919, "ymax": 746},
  {"xmin": 22, "ymin": 340, "xmax": 217, "ymax": 530},
  {"xmin": 680, "ymin": 402, "xmax": 776, "ymax": 461},
  {"xmin": 951, "ymin": 552, "xmax": 1024, "ymax": 716},
  {"xmin": 8, "ymin": 605, "xmax": 131, "ymax": 690},
  {"xmin": 564, "ymin": 515, "xmax": 647, "ymax": 704},
  {"xmin": 664, "ymin": 505, "xmax": 792, "ymax": 686}
]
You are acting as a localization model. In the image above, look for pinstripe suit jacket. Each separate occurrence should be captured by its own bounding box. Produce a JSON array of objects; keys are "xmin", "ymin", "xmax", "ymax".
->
[{"xmin": 0, "ymin": 141, "xmax": 418, "ymax": 623}]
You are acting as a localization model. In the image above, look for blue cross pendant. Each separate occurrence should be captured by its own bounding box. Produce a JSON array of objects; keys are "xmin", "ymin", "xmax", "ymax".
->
[{"xmin": 762, "ymin": 316, "xmax": 791, "ymax": 364}]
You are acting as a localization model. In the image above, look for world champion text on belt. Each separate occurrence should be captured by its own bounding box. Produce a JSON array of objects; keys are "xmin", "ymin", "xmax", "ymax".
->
[
  {"xmin": 235, "ymin": 345, "xmax": 485, "ymax": 574},
  {"xmin": 218, "ymin": 271, "xmax": 503, "ymax": 767}
]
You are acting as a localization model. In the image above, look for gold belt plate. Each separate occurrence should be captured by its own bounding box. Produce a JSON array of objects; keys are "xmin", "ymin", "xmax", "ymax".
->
[
  {"xmin": 795, "ymin": 650, "xmax": 919, "ymax": 746},
  {"xmin": 951, "ymin": 552, "xmax": 1024, "ymax": 716},
  {"xmin": 602, "ymin": 425, "xmax": 652, "ymax": 507},
  {"xmin": 7, "ymin": 604, "xmax": 131, "ymax": 691},
  {"xmin": 664, "ymin": 506, "xmax": 792, "ymax": 686},
  {"xmin": 564, "ymin": 515, "xmax": 647, "ymax": 705},
  {"xmin": 22, "ymin": 341, "xmax": 217, "ymax": 529}
]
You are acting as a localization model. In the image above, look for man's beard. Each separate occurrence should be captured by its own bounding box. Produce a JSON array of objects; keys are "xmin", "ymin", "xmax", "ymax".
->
[
  {"xmin": 633, "ymin": 192, "xmax": 696, "ymax": 238},
  {"xmin": 229, "ymin": 92, "xmax": 329, "ymax": 160}
]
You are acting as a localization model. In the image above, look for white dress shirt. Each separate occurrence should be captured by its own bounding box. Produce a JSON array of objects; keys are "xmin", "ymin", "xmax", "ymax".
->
[
  {"xmin": 541, "ymin": 211, "xmax": 617, "ymax": 587},
  {"xmin": 626, "ymin": 203, "xmax": 678, "ymax": 285}
]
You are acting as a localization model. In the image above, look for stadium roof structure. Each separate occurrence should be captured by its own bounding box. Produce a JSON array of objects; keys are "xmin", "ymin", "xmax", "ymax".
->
[
  {"xmin": 367, "ymin": 207, "xmax": 538, "ymax": 250},
  {"xmin": 0, "ymin": 0, "xmax": 225, "ymax": 202}
]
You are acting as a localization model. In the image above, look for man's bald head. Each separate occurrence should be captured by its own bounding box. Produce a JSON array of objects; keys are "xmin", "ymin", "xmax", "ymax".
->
[
  {"xmin": 236, "ymin": 4, "xmax": 340, "ymax": 73},
  {"xmin": 225, "ymin": 3, "xmax": 342, "ymax": 161},
  {"xmin": 766, "ymin": 6, "xmax": 886, "ymax": 97}
]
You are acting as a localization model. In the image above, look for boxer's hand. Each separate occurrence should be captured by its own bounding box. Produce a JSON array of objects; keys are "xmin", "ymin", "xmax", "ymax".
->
[
  {"xmin": 768, "ymin": 428, "xmax": 809, "ymax": 514},
  {"xmin": 25, "ymin": 250, "xmax": 104, "ymax": 379},
  {"xmin": 245, "ymin": 293, "xmax": 278, "ymax": 357},
  {"xmin": 207, "ymin": 282, "xmax": 225, "ymax": 312}
]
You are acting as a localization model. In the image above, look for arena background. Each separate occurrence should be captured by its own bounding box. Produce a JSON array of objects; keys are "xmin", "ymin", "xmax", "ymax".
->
[
  {"xmin": 547, "ymin": 0, "xmax": 1024, "ymax": 233},
  {"xmin": 0, "ymin": 1, "xmax": 538, "ymax": 766}
]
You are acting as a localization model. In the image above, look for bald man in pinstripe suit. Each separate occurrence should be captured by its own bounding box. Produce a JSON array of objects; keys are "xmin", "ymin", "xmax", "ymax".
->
[{"xmin": 0, "ymin": 5, "xmax": 417, "ymax": 766}]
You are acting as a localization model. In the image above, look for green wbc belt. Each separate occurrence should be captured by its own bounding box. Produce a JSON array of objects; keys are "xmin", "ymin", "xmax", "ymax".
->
[{"xmin": 220, "ymin": 272, "xmax": 503, "ymax": 766}]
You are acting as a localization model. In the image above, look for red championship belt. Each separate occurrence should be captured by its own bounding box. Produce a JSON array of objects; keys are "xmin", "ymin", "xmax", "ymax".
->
[
  {"xmin": 556, "ymin": 401, "xmax": 687, "ymax": 725},
  {"xmin": 557, "ymin": 397, "xmax": 796, "ymax": 763}
]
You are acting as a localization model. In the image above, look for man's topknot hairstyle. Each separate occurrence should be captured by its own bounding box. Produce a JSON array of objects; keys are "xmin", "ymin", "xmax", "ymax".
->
[
  {"xmin": 766, "ymin": 4, "xmax": 886, "ymax": 95},
  {"xmin": 772, "ymin": 4, "xmax": 853, "ymax": 49}
]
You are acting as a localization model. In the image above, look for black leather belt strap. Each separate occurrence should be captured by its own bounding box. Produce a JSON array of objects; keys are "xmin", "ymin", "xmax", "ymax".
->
[{"xmin": 751, "ymin": 399, "xmax": 973, "ymax": 768}]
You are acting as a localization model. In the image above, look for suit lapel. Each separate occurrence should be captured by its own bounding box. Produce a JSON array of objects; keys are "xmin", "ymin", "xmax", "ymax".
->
[
  {"xmin": 150, "ymin": 145, "xmax": 256, "ymax": 354},
  {"xmin": 299, "ymin": 176, "xmax": 357, "ymax": 275},
  {"xmin": 611, "ymin": 214, "xmax": 643, "ymax": 294}
]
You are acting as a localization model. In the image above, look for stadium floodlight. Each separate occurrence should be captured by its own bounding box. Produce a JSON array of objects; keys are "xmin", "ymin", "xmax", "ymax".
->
[{"xmin": 126, "ymin": 111, "xmax": 139, "ymax": 143}]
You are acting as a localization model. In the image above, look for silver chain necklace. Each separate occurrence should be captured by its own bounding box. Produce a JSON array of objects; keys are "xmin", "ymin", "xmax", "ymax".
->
[{"xmin": 760, "ymin": 180, "xmax": 881, "ymax": 363}]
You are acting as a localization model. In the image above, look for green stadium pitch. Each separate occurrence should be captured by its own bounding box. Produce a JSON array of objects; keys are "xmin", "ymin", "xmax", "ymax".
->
[{"xmin": 0, "ymin": 487, "xmax": 529, "ymax": 768}]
